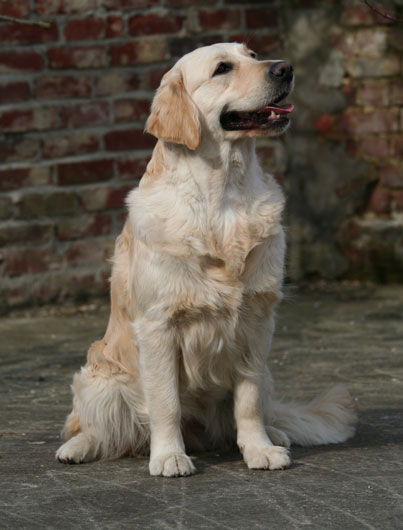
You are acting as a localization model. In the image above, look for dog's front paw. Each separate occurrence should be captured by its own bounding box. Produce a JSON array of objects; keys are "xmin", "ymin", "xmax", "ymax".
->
[
  {"xmin": 149, "ymin": 452, "xmax": 196, "ymax": 477},
  {"xmin": 243, "ymin": 444, "xmax": 291, "ymax": 470},
  {"xmin": 56, "ymin": 433, "xmax": 96, "ymax": 464}
]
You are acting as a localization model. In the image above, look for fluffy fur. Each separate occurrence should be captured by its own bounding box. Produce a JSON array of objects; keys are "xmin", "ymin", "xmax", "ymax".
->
[{"xmin": 56, "ymin": 43, "xmax": 357, "ymax": 477}]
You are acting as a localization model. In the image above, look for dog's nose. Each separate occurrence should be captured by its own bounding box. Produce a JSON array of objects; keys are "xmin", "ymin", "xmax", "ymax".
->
[{"xmin": 269, "ymin": 62, "xmax": 294, "ymax": 82}]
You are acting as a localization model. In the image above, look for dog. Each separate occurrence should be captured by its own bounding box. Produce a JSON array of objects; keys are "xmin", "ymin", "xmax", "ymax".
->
[{"xmin": 56, "ymin": 43, "xmax": 357, "ymax": 477}]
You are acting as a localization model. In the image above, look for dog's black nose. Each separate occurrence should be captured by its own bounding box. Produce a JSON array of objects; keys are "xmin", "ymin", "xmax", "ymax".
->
[{"xmin": 269, "ymin": 62, "xmax": 294, "ymax": 82}]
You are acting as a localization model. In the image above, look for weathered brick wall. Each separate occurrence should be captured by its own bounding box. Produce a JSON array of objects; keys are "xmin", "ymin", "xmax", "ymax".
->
[
  {"xmin": 282, "ymin": 1, "xmax": 403, "ymax": 282},
  {"xmin": 0, "ymin": 0, "xmax": 402, "ymax": 311}
]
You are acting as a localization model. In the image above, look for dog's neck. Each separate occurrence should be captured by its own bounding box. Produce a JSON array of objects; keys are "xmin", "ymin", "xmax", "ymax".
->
[
  {"xmin": 131, "ymin": 137, "xmax": 284, "ymax": 277},
  {"xmin": 163, "ymin": 137, "xmax": 259, "ymax": 197}
]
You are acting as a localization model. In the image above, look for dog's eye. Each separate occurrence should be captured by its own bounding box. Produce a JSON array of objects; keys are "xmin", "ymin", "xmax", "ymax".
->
[
  {"xmin": 249, "ymin": 51, "xmax": 257, "ymax": 59},
  {"xmin": 213, "ymin": 62, "xmax": 233, "ymax": 76}
]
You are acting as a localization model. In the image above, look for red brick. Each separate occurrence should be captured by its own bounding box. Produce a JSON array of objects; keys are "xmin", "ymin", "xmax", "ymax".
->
[
  {"xmin": 169, "ymin": 35, "xmax": 222, "ymax": 58},
  {"xmin": 117, "ymin": 157, "xmax": 148, "ymax": 181},
  {"xmin": 117, "ymin": 210, "xmax": 128, "ymax": 226},
  {"xmin": 31, "ymin": 275, "xmax": 61, "ymax": 304},
  {"xmin": 129, "ymin": 14, "xmax": 183, "ymax": 36},
  {"xmin": 79, "ymin": 184, "xmax": 132, "ymax": 211},
  {"xmin": 342, "ymin": 110, "xmax": 399, "ymax": 135},
  {"xmin": 314, "ymin": 113, "xmax": 335, "ymax": 135},
  {"xmin": 355, "ymin": 28, "xmax": 387, "ymax": 57},
  {"xmin": 340, "ymin": 6, "xmax": 381, "ymax": 26},
  {"xmin": 144, "ymin": 66, "xmax": 170, "ymax": 90},
  {"xmin": 65, "ymin": 18, "xmax": 106, "ymax": 41},
  {"xmin": 16, "ymin": 191, "xmax": 77, "ymax": 218},
  {"xmin": 104, "ymin": 129, "xmax": 156, "ymax": 151},
  {"xmin": 346, "ymin": 56, "xmax": 400, "ymax": 78},
  {"xmin": 57, "ymin": 214, "xmax": 114, "ymax": 240},
  {"xmin": 42, "ymin": 132, "xmax": 98, "ymax": 159},
  {"xmin": 0, "ymin": 82, "xmax": 30, "ymax": 103},
  {"xmin": 228, "ymin": 34, "xmax": 278, "ymax": 55},
  {"xmin": 356, "ymin": 82, "xmax": 389, "ymax": 106},
  {"xmin": 333, "ymin": 33, "xmax": 356, "ymax": 56},
  {"xmin": 103, "ymin": 0, "xmax": 158, "ymax": 10},
  {"xmin": 394, "ymin": 136, "xmax": 403, "ymax": 158},
  {"xmin": 0, "ymin": 50, "xmax": 43, "ymax": 73},
  {"xmin": 31, "ymin": 270, "xmax": 105, "ymax": 304},
  {"xmin": 57, "ymin": 159, "xmax": 114, "ymax": 185},
  {"xmin": 391, "ymin": 82, "xmax": 403, "ymax": 106},
  {"xmin": 0, "ymin": 107, "xmax": 60, "ymax": 133},
  {"xmin": 35, "ymin": 0, "xmax": 96, "ymax": 15},
  {"xmin": 360, "ymin": 136, "xmax": 389, "ymax": 158},
  {"xmin": 198, "ymin": 9, "xmax": 240, "ymax": 31},
  {"xmin": 65, "ymin": 239, "xmax": 114, "ymax": 266},
  {"xmin": 0, "ymin": 167, "xmax": 51, "ymax": 191},
  {"xmin": 60, "ymin": 102, "xmax": 110, "ymax": 128},
  {"xmin": 114, "ymin": 99, "xmax": 150, "ymax": 122},
  {"xmin": 95, "ymin": 71, "xmax": 140, "ymax": 96},
  {"xmin": 2, "ymin": 248, "xmax": 62, "ymax": 277},
  {"xmin": 0, "ymin": 0, "xmax": 30, "ymax": 17},
  {"xmin": 106, "ymin": 16, "xmax": 124, "ymax": 38},
  {"xmin": 0, "ymin": 138, "xmax": 39, "ymax": 163},
  {"xmin": 2, "ymin": 278, "xmax": 33, "ymax": 307},
  {"xmin": 110, "ymin": 39, "xmax": 168, "ymax": 65},
  {"xmin": 380, "ymin": 166, "xmax": 403, "ymax": 189},
  {"xmin": 0, "ymin": 222, "xmax": 53, "ymax": 247},
  {"xmin": 369, "ymin": 188, "xmax": 391, "ymax": 214},
  {"xmin": 48, "ymin": 46, "xmax": 107, "ymax": 69},
  {"xmin": 0, "ymin": 22, "xmax": 58, "ymax": 44},
  {"xmin": 245, "ymin": 8, "xmax": 277, "ymax": 29},
  {"xmin": 35, "ymin": 75, "xmax": 91, "ymax": 99},
  {"xmin": 395, "ymin": 191, "xmax": 403, "ymax": 212}
]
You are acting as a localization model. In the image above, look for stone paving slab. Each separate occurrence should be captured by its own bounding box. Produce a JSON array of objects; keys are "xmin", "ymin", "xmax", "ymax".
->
[{"xmin": 1, "ymin": 284, "xmax": 402, "ymax": 530}]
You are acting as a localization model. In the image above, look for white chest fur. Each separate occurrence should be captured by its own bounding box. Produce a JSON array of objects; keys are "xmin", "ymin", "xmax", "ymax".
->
[{"xmin": 128, "ymin": 143, "xmax": 286, "ymax": 390}]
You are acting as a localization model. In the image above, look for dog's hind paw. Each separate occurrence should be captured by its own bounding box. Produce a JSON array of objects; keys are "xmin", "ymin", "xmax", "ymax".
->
[
  {"xmin": 149, "ymin": 452, "xmax": 196, "ymax": 477},
  {"xmin": 243, "ymin": 444, "xmax": 291, "ymax": 471}
]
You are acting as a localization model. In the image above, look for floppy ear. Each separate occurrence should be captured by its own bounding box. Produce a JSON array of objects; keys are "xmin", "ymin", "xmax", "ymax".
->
[{"xmin": 145, "ymin": 70, "xmax": 201, "ymax": 150}]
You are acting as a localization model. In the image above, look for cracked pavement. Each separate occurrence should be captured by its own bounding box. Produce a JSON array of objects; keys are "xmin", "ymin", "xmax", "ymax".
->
[{"xmin": 1, "ymin": 284, "xmax": 402, "ymax": 529}]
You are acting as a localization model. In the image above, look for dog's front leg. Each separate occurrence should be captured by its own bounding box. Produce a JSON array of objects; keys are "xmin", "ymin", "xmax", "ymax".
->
[
  {"xmin": 138, "ymin": 324, "xmax": 195, "ymax": 478},
  {"xmin": 234, "ymin": 376, "xmax": 291, "ymax": 470}
]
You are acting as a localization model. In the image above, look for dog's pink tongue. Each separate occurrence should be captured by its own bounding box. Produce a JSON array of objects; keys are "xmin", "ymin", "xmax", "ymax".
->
[{"xmin": 258, "ymin": 103, "xmax": 294, "ymax": 115}]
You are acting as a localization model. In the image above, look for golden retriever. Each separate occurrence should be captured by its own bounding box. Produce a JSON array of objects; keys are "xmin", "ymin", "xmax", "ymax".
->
[{"xmin": 56, "ymin": 43, "xmax": 356, "ymax": 477}]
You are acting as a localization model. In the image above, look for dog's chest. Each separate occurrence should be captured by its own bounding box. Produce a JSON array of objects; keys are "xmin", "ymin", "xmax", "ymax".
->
[
  {"xmin": 172, "ymin": 234, "xmax": 283, "ymax": 391},
  {"xmin": 172, "ymin": 271, "xmax": 243, "ymax": 390}
]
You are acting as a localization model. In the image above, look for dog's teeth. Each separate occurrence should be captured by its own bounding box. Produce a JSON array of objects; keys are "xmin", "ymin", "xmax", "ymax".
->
[{"xmin": 270, "ymin": 111, "xmax": 276, "ymax": 119}]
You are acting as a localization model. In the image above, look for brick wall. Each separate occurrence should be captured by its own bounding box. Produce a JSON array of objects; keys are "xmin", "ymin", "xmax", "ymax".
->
[
  {"xmin": 282, "ymin": 2, "xmax": 403, "ymax": 282},
  {"xmin": 0, "ymin": 0, "xmax": 402, "ymax": 311},
  {"xmin": 0, "ymin": 0, "xmax": 282, "ymax": 311}
]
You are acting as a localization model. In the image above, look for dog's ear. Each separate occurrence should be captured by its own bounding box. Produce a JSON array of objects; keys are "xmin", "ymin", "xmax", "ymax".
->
[{"xmin": 145, "ymin": 69, "xmax": 201, "ymax": 151}]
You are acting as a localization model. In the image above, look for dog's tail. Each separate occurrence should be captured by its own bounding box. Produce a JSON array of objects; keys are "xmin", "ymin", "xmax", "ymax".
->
[{"xmin": 270, "ymin": 384, "xmax": 357, "ymax": 446}]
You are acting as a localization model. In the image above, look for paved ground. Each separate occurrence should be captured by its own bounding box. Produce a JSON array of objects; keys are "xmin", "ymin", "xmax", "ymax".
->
[{"xmin": 1, "ymin": 284, "xmax": 402, "ymax": 530}]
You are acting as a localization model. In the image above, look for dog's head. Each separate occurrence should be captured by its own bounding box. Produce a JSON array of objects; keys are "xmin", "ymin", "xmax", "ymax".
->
[{"xmin": 145, "ymin": 42, "xmax": 294, "ymax": 150}]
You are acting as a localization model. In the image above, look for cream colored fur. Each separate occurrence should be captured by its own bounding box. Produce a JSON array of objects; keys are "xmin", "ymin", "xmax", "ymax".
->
[{"xmin": 56, "ymin": 43, "xmax": 357, "ymax": 476}]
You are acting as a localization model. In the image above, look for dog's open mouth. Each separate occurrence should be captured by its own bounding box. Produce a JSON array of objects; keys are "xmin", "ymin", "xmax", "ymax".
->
[{"xmin": 220, "ymin": 103, "xmax": 294, "ymax": 131}]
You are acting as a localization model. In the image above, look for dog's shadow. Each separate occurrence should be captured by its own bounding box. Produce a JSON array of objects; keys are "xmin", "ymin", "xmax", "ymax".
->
[{"xmin": 192, "ymin": 408, "xmax": 403, "ymax": 474}]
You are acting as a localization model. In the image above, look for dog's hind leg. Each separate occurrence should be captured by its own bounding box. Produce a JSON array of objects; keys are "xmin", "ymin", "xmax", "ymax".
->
[{"xmin": 56, "ymin": 362, "xmax": 148, "ymax": 463}]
